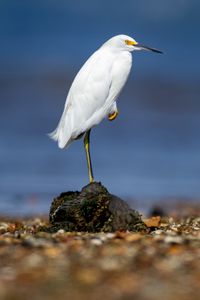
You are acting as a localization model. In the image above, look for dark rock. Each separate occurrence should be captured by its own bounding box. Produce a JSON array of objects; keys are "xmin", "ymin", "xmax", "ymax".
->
[{"xmin": 49, "ymin": 182, "xmax": 147, "ymax": 232}]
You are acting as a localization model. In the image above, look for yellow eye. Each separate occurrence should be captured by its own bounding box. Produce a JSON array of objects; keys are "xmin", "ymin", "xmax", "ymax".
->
[{"xmin": 125, "ymin": 39, "xmax": 137, "ymax": 46}]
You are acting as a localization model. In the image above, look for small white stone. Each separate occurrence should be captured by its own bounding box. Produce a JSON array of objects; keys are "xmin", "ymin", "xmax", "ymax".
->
[
  {"xmin": 0, "ymin": 223, "xmax": 9, "ymax": 233},
  {"xmin": 57, "ymin": 229, "xmax": 65, "ymax": 234},
  {"xmin": 164, "ymin": 236, "xmax": 183, "ymax": 244},
  {"xmin": 106, "ymin": 233, "xmax": 115, "ymax": 239},
  {"xmin": 153, "ymin": 230, "xmax": 163, "ymax": 235},
  {"xmin": 90, "ymin": 238, "xmax": 102, "ymax": 246}
]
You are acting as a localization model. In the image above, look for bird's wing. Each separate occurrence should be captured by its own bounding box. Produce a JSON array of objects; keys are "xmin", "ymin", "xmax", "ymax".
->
[
  {"xmin": 56, "ymin": 50, "xmax": 132, "ymax": 148},
  {"xmin": 56, "ymin": 50, "xmax": 112, "ymax": 146},
  {"xmin": 68, "ymin": 49, "xmax": 113, "ymax": 119}
]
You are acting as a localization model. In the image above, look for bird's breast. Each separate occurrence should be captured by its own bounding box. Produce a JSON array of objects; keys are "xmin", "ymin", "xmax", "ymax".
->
[
  {"xmin": 111, "ymin": 51, "xmax": 132, "ymax": 87},
  {"xmin": 103, "ymin": 51, "xmax": 132, "ymax": 108}
]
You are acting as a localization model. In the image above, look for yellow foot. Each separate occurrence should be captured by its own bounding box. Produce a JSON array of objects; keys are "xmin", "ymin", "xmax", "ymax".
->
[{"xmin": 108, "ymin": 111, "xmax": 118, "ymax": 121}]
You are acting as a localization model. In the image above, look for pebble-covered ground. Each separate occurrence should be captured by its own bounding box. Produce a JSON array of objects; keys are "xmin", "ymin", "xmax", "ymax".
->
[{"xmin": 0, "ymin": 212, "xmax": 200, "ymax": 300}]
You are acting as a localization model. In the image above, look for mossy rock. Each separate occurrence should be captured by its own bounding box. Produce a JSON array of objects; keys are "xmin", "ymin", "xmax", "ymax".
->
[{"xmin": 49, "ymin": 182, "xmax": 147, "ymax": 232}]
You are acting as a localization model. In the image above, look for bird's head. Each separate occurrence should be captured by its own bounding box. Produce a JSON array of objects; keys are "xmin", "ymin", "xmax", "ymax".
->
[{"xmin": 104, "ymin": 35, "xmax": 163, "ymax": 54}]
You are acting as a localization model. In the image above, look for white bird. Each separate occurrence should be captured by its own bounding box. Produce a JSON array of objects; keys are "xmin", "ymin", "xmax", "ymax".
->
[{"xmin": 49, "ymin": 34, "xmax": 162, "ymax": 183}]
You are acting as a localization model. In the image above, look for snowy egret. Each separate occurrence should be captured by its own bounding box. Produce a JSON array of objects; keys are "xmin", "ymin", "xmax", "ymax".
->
[{"xmin": 49, "ymin": 35, "xmax": 162, "ymax": 183}]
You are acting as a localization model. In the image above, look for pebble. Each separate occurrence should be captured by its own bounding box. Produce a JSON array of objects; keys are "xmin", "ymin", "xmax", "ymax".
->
[
  {"xmin": 0, "ymin": 223, "xmax": 9, "ymax": 234},
  {"xmin": 90, "ymin": 238, "xmax": 103, "ymax": 246},
  {"xmin": 23, "ymin": 236, "xmax": 53, "ymax": 248},
  {"xmin": 152, "ymin": 230, "xmax": 163, "ymax": 235},
  {"xmin": 56, "ymin": 229, "xmax": 65, "ymax": 234},
  {"xmin": 106, "ymin": 233, "xmax": 115, "ymax": 239},
  {"xmin": 164, "ymin": 236, "xmax": 183, "ymax": 244}
]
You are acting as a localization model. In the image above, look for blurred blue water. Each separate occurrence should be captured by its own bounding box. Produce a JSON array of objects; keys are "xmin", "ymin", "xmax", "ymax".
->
[
  {"xmin": 0, "ymin": 1, "xmax": 200, "ymax": 215},
  {"xmin": 1, "ymin": 0, "xmax": 200, "ymax": 77}
]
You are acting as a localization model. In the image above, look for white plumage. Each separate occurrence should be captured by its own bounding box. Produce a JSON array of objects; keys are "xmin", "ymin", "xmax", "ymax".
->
[
  {"xmin": 49, "ymin": 34, "xmax": 162, "ymax": 182},
  {"xmin": 49, "ymin": 35, "xmax": 134, "ymax": 148}
]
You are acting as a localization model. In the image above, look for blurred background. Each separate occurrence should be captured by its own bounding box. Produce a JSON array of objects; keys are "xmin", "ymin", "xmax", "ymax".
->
[{"xmin": 0, "ymin": 0, "xmax": 200, "ymax": 215}]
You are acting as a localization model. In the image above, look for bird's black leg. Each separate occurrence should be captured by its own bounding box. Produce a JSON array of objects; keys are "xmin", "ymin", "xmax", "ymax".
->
[{"xmin": 84, "ymin": 129, "xmax": 94, "ymax": 183}]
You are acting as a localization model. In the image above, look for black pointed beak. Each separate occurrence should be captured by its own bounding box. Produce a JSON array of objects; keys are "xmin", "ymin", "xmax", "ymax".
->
[{"xmin": 135, "ymin": 44, "xmax": 163, "ymax": 54}]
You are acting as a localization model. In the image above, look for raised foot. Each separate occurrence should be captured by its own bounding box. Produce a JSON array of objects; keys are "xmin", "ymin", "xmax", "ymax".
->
[{"xmin": 108, "ymin": 111, "xmax": 118, "ymax": 121}]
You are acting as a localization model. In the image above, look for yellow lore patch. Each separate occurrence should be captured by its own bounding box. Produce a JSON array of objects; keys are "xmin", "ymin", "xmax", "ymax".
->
[{"xmin": 125, "ymin": 39, "xmax": 138, "ymax": 46}]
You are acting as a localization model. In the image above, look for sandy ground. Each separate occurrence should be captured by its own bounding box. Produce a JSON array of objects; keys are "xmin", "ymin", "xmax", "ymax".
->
[{"xmin": 0, "ymin": 211, "xmax": 199, "ymax": 300}]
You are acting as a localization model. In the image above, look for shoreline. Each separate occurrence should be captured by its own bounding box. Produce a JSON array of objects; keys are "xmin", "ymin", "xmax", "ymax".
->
[{"xmin": 0, "ymin": 209, "xmax": 199, "ymax": 300}]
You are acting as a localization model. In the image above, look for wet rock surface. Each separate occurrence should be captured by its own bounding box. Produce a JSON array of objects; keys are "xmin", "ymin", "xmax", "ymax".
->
[{"xmin": 49, "ymin": 182, "xmax": 146, "ymax": 232}]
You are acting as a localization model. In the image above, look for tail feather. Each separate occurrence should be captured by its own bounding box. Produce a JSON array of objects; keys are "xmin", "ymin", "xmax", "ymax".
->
[
  {"xmin": 48, "ymin": 128, "xmax": 59, "ymax": 142},
  {"xmin": 48, "ymin": 121, "xmax": 73, "ymax": 149},
  {"xmin": 48, "ymin": 107, "xmax": 84, "ymax": 149}
]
